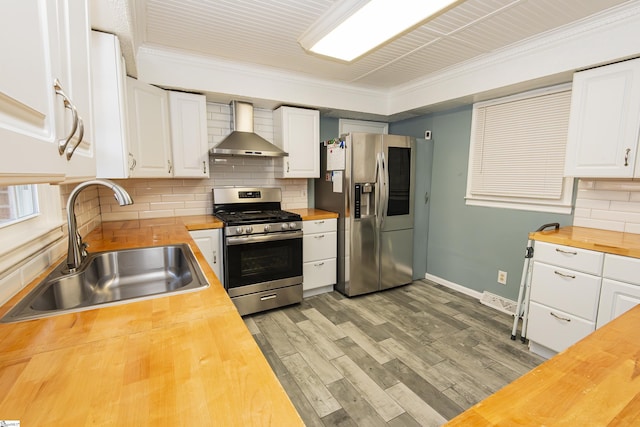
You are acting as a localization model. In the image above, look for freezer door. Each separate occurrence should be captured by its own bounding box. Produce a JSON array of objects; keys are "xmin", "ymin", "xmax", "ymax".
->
[
  {"xmin": 380, "ymin": 228, "xmax": 414, "ymax": 289},
  {"xmin": 348, "ymin": 213, "xmax": 380, "ymax": 295}
]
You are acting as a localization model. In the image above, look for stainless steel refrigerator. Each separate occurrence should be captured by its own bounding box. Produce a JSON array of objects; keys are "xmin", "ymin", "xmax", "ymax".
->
[{"xmin": 315, "ymin": 133, "xmax": 415, "ymax": 296}]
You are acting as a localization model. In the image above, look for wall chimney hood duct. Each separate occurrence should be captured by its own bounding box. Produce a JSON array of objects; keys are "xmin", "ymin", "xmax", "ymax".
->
[{"xmin": 209, "ymin": 101, "xmax": 288, "ymax": 157}]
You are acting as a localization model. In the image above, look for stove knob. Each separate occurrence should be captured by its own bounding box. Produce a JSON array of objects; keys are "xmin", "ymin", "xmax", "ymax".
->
[
  {"xmin": 264, "ymin": 224, "xmax": 271, "ymax": 232},
  {"xmin": 281, "ymin": 223, "xmax": 289, "ymax": 230},
  {"xmin": 236, "ymin": 226, "xmax": 244, "ymax": 234},
  {"xmin": 245, "ymin": 226, "xmax": 253, "ymax": 234},
  {"xmin": 289, "ymin": 222, "xmax": 297, "ymax": 230}
]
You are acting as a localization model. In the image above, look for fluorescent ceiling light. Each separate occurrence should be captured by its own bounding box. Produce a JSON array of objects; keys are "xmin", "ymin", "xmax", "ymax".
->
[{"xmin": 298, "ymin": 0, "xmax": 461, "ymax": 62}]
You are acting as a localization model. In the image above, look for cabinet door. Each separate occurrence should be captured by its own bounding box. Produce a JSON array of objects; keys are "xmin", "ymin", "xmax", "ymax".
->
[
  {"xmin": 564, "ymin": 58, "xmax": 640, "ymax": 178},
  {"xmin": 189, "ymin": 229, "xmax": 223, "ymax": 282},
  {"xmin": 168, "ymin": 92, "xmax": 209, "ymax": 178},
  {"xmin": 126, "ymin": 77, "xmax": 172, "ymax": 177},
  {"xmin": 597, "ymin": 278, "xmax": 640, "ymax": 329},
  {"xmin": 0, "ymin": 0, "xmax": 65, "ymax": 184},
  {"xmin": 54, "ymin": 0, "xmax": 95, "ymax": 181},
  {"xmin": 92, "ymin": 31, "xmax": 130, "ymax": 179},
  {"xmin": 274, "ymin": 107, "xmax": 320, "ymax": 178}
]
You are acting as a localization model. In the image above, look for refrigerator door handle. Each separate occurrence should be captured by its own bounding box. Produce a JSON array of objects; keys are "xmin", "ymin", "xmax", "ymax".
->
[{"xmin": 380, "ymin": 151, "xmax": 388, "ymax": 227}]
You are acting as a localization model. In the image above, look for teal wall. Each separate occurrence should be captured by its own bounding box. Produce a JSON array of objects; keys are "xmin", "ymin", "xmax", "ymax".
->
[{"xmin": 390, "ymin": 106, "xmax": 574, "ymax": 301}]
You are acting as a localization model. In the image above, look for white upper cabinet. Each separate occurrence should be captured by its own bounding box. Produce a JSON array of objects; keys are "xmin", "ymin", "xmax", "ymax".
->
[
  {"xmin": 273, "ymin": 106, "xmax": 320, "ymax": 178},
  {"xmin": 92, "ymin": 31, "xmax": 131, "ymax": 179},
  {"xmin": 0, "ymin": 0, "xmax": 65, "ymax": 184},
  {"xmin": 55, "ymin": 0, "xmax": 95, "ymax": 181},
  {"xmin": 125, "ymin": 78, "xmax": 210, "ymax": 179},
  {"xmin": 126, "ymin": 77, "xmax": 173, "ymax": 178},
  {"xmin": 564, "ymin": 58, "xmax": 640, "ymax": 178},
  {"xmin": 0, "ymin": 0, "xmax": 94, "ymax": 185},
  {"xmin": 168, "ymin": 91, "xmax": 209, "ymax": 178}
]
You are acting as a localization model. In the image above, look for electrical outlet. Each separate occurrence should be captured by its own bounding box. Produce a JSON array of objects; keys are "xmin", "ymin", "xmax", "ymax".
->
[
  {"xmin": 424, "ymin": 130, "xmax": 432, "ymax": 140},
  {"xmin": 497, "ymin": 270, "xmax": 507, "ymax": 285}
]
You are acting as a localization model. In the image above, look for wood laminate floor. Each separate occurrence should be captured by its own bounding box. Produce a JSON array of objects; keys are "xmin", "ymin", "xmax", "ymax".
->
[{"xmin": 243, "ymin": 280, "xmax": 544, "ymax": 426}]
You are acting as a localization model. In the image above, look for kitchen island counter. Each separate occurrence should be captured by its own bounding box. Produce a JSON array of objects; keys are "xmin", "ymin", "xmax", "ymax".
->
[
  {"xmin": 444, "ymin": 302, "xmax": 640, "ymax": 426},
  {"xmin": 0, "ymin": 217, "xmax": 303, "ymax": 426}
]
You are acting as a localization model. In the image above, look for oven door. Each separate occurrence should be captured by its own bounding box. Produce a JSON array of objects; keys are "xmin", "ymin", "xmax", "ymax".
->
[{"xmin": 225, "ymin": 230, "xmax": 303, "ymax": 297}]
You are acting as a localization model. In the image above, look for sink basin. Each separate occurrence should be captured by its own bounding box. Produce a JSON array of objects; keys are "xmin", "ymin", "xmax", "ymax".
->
[{"xmin": 1, "ymin": 244, "xmax": 209, "ymax": 323}]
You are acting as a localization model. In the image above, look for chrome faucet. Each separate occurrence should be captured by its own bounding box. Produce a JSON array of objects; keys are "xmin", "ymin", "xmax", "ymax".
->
[{"xmin": 66, "ymin": 179, "xmax": 133, "ymax": 272}]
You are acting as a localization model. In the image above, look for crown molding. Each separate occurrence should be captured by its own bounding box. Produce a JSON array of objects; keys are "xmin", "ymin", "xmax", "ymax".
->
[{"xmin": 136, "ymin": 1, "xmax": 640, "ymax": 118}]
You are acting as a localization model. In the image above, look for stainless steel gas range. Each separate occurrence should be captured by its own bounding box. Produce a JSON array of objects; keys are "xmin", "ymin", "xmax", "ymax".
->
[{"xmin": 213, "ymin": 187, "xmax": 303, "ymax": 316}]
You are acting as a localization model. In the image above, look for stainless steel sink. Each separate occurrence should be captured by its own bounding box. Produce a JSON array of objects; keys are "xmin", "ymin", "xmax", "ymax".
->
[{"xmin": 1, "ymin": 244, "xmax": 209, "ymax": 323}]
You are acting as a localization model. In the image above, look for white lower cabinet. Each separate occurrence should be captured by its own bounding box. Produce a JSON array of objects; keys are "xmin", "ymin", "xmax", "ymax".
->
[
  {"xmin": 302, "ymin": 218, "xmax": 337, "ymax": 297},
  {"xmin": 528, "ymin": 242, "xmax": 640, "ymax": 358},
  {"xmin": 527, "ymin": 242, "xmax": 601, "ymax": 359},
  {"xmin": 597, "ymin": 254, "xmax": 640, "ymax": 328},
  {"xmin": 189, "ymin": 229, "xmax": 223, "ymax": 283}
]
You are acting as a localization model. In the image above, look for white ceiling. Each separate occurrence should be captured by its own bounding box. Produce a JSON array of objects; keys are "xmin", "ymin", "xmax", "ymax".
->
[{"xmin": 93, "ymin": 0, "xmax": 632, "ymax": 117}]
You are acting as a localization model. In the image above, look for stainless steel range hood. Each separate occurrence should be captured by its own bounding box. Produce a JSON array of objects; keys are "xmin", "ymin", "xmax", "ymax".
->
[{"xmin": 210, "ymin": 101, "xmax": 287, "ymax": 157}]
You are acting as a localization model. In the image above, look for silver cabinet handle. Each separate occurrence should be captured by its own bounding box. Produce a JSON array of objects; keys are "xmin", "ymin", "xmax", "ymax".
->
[
  {"xmin": 54, "ymin": 79, "xmax": 79, "ymax": 157},
  {"xmin": 314, "ymin": 234, "xmax": 325, "ymax": 239},
  {"xmin": 625, "ymin": 148, "xmax": 631, "ymax": 167},
  {"xmin": 168, "ymin": 160, "xmax": 173, "ymax": 174},
  {"xmin": 555, "ymin": 248, "xmax": 577, "ymax": 255},
  {"xmin": 314, "ymin": 262, "xmax": 325, "ymax": 267},
  {"xmin": 129, "ymin": 152, "xmax": 137, "ymax": 172},
  {"xmin": 213, "ymin": 252, "xmax": 217, "ymax": 264},
  {"xmin": 65, "ymin": 117, "xmax": 84, "ymax": 160},
  {"xmin": 287, "ymin": 161, "xmax": 290, "ymax": 173},
  {"xmin": 203, "ymin": 160, "xmax": 207, "ymax": 174},
  {"xmin": 425, "ymin": 191, "xmax": 429, "ymax": 204},
  {"xmin": 315, "ymin": 220, "xmax": 325, "ymax": 224},
  {"xmin": 554, "ymin": 270, "xmax": 576, "ymax": 279},
  {"xmin": 260, "ymin": 294, "xmax": 277, "ymax": 301},
  {"xmin": 550, "ymin": 312, "xmax": 571, "ymax": 322}
]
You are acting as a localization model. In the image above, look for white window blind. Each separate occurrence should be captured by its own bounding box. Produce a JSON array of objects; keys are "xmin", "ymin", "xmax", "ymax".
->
[{"xmin": 466, "ymin": 84, "xmax": 574, "ymax": 214}]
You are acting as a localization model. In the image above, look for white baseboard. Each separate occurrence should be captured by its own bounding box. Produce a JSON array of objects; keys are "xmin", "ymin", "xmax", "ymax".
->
[
  {"xmin": 303, "ymin": 284, "xmax": 334, "ymax": 298},
  {"xmin": 424, "ymin": 273, "xmax": 483, "ymax": 300}
]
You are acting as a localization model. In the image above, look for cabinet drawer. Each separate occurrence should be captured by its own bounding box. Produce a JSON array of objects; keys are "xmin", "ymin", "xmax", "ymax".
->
[
  {"xmin": 527, "ymin": 302, "xmax": 595, "ymax": 353},
  {"xmin": 603, "ymin": 254, "xmax": 640, "ymax": 285},
  {"xmin": 534, "ymin": 241, "xmax": 603, "ymax": 275},
  {"xmin": 530, "ymin": 262, "xmax": 601, "ymax": 321},
  {"xmin": 303, "ymin": 218, "xmax": 337, "ymax": 234},
  {"xmin": 303, "ymin": 258, "xmax": 337, "ymax": 290},
  {"xmin": 303, "ymin": 231, "xmax": 337, "ymax": 262}
]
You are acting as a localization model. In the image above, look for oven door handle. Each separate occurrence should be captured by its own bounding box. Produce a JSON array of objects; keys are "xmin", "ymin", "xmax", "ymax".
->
[{"xmin": 226, "ymin": 230, "xmax": 303, "ymax": 245}]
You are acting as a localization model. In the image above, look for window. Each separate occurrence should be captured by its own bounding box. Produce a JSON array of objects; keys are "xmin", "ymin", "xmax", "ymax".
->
[
  {"xmin": 0, "ymin": 184, "xmax": 63, "ymax": 271},
  {"xmin": 0, "ymin": 185, "xmax": 39, "ymax": 227},
  {"xmin": 466, "ymin": 84, "xmax": 573, "ymax": 214}
]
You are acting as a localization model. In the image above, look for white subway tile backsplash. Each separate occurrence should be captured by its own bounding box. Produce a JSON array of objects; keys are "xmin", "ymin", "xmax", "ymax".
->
[
  {"xmin": 595, "ymin": 179, "xmax": 640, "ymax": 191},
  {"xmin": 573, "ymin": 217, "xmax": 625, "ymax": 232},
  {"xmin": 576, "ymin": 188, "xmax": 630, "ymax": 201},
  {"xmin": 574, "ymin": 178, "xmax": 640, "ymax": 234},
  {"xmin": 574, "ymin": 198, "xmax": 611, "ymax": 209},
  {"xmin": 609, "ymin": 201, "xmax": 640, "ymax": 213}
]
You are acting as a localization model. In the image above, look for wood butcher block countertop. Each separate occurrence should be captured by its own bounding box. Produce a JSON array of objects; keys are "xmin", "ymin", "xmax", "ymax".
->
[
  {"xmin": 529, "ymin": 225, "xmax": 640, "ymax": 258},
  {"xmin": 287, "ymin": 208, "xmax": 339, "ymax": 221},
  {"xmin": 445, "ymin": 303, "xmax": 640, "ymax": 426},
  {"xmin": 0, "ymin": 217, "xmax": 303, "ymax": 426}
]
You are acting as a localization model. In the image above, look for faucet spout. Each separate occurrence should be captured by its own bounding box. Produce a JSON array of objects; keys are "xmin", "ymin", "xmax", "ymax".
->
[{"xmin": 66, "ymin": 179, "xmax": 133, "ymax": 272}]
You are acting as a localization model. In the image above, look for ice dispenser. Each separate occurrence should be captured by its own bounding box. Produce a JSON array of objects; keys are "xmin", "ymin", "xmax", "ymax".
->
[{"xmin": 354, "ymin": 183, "xmax": 374, "ymax": 219}]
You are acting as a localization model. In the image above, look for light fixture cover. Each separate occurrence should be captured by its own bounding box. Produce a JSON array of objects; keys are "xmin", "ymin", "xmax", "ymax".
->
[{"xmin": 298, "ymin": 0, "xmax": 461, "ymax": 62}]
